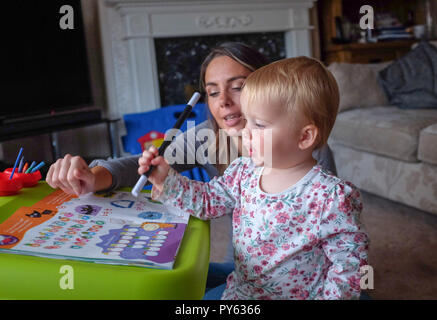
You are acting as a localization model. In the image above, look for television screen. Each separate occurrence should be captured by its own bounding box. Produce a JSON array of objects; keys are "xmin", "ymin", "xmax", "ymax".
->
[{"xmin": 2, "ymin": 0, "xmax": 93, "ymax": 121}]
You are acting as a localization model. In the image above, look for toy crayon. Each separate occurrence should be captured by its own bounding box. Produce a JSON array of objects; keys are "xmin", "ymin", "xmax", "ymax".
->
[
  {"xmin": 18, "ymin": 157, "xmax": 25, "ymax": 173},
  {"xmin": 25, "ymin": 161, "xmax": 36, "ymax": 174},
  {"xmin": 22, "ymin": 162, "xmax": 29, "ymax": 174},
  {"xmin": 9, "ymin": 148, "xmax": 23, "ymax": 180},
  {"xmin": 30, "ymin": 161, "xmax": 45, "ymax": 173}
]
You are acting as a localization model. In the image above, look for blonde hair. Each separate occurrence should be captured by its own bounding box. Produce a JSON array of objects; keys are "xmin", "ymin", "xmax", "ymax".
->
[{"xmin": 243, "ymin": 56, "xmax": 339, "ymax": 149}]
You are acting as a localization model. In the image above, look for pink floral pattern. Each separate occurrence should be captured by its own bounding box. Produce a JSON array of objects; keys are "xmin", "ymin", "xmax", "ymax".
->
[{"xmin": 154, "ymin": 157, "xmax": 369, "ymax": 300}]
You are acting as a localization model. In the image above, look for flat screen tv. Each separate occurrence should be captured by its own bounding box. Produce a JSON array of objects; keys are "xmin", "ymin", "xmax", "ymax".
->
[{"xmin": 2, "ymin": 0, "xmax": 94, "ymax": 123}]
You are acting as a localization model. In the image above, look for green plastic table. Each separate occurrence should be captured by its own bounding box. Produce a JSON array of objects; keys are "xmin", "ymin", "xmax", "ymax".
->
[{"xmin": 0, "ymin": 182, "xmax": 210, "ymax": 300}]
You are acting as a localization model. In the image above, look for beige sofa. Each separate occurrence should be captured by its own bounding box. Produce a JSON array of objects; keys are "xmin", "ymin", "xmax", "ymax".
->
[{"xmin": 328, "ymin": 59, "xmax": 437, "ymax": 216}]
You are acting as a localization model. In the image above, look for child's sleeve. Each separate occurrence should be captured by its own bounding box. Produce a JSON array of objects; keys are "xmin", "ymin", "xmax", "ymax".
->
[
  {"xmin": 318, "ymin": 181, "xmax": 369, "ymax": 300},
  {"xmin": 152, "ymin": 158, "xmax": 245, "ymax": 220}
]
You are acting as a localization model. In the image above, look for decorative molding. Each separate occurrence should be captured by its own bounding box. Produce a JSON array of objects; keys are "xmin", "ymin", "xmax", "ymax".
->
[
  {"xmin": 128, "ymin": 14, "xmax": 149, "ymax": 35},
  {"xmin": 110, "ymin": 12, "xmax": 134, "ymax": 118},
  {"xmin": 195, "ymin": 14, "xmax": 253, "ymax": 30},
  {"xmin": 292, "ymin": 8, "xmax": 310, "ymax": 27}
]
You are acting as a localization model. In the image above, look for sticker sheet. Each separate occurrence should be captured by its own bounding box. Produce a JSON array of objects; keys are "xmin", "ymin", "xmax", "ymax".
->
[{"xmin": 0, "ymin": 190, "xmax": 189, "ymax": 269}]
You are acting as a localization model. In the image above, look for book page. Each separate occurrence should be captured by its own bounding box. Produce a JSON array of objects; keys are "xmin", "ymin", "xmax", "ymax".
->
[{"xmin": 0, "ymin": 190, "xmax": 189, "ymax": 269}]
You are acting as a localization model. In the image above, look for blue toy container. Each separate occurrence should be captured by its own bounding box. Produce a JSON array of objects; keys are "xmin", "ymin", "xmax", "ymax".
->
[{"xmin": 122, "ymin": 103, "xmax": 210, "ymax": 183}]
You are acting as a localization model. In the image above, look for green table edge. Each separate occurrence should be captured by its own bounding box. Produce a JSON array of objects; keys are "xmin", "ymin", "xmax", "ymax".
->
[{"xmin": 0, "ymin": 182, "xmax": 210, "ymax": 299}]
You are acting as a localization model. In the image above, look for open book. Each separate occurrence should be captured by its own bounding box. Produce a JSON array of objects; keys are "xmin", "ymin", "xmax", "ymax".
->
[{"xmin": 0, "ymin": 189, "xmax": 189, "ymax": 269}]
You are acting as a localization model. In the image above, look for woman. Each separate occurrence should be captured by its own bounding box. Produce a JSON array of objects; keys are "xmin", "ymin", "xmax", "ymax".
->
[
  {"xmin": 46, "ymin": 42, "xmax": 336, "ymax": 196},
  {"xmin": 46, "ymin": 42, "xmax": 337, "ymax": 294}
]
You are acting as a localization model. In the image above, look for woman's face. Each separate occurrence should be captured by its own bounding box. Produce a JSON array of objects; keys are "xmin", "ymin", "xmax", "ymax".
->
[{"xmin": 204, "ymin": 55, "xmax": 252, "ymax": 131}]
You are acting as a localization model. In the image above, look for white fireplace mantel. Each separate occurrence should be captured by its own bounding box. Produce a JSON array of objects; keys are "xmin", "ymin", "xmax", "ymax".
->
[{"xmin": 98, "ymin": 0, "xmax": 317, "ymax": 119}]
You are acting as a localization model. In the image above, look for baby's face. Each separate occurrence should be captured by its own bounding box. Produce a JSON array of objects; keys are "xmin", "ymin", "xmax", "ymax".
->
[{"xmin": 240, "ymin": 92, "xmax": 301, "ymax": 169}]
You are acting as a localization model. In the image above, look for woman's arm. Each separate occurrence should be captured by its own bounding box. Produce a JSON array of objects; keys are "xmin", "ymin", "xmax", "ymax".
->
[
  {"xmin": 90, "ymin": 166, "xmax": 113, "ymax": 192},
  {"xmin": 46, "ymin": 122, "xmax": 216, "ymax": 195},
  {"xmin": 89, "ymin": 154, "xmax": 141, "ymax": 191},
  {"xmin": 89, "ymin": 120, "xmax": 217, "ymax": 191},
  {"xmin": 46, "ymin": 154, "xmax": 114, "ymax": 195}
]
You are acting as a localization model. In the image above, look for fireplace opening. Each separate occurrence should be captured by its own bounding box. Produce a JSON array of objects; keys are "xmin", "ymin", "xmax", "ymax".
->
[{"xmin": 154, "ymin": 32, "xmax": 286, "ymax": 107}]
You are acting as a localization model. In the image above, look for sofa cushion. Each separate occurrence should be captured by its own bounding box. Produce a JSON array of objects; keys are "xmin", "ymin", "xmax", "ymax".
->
[
  {"xmin": 330, "ymin": 106, "xmax": 437, "ymax": 162},
  {"xmin": 378, "ymin": 41, "xmax": 437, "ymax": 109},
  {"xmin": 328, "ymin": 62, "xmax": 390, "ymax": 112},
  {"xmin": 418, "ymin": 124, "xmax": 437, "ymax": 165}
]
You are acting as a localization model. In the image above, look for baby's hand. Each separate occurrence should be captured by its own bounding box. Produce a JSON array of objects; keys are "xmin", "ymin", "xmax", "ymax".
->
[{"xmin": 138, "ymin": 146, "xmax": 170, "ymax": 193}]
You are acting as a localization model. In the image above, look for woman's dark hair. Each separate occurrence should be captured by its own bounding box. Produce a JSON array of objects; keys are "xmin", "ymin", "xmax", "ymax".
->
[{"xmin": 199, "ymin": 42, "xmax": 269, "ymax": 94}]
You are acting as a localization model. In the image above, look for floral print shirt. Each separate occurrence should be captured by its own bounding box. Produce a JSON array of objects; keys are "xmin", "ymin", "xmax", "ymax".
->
[{"xmin": 153, "ymin": 157, "xmax": 369, "ymax": 300}]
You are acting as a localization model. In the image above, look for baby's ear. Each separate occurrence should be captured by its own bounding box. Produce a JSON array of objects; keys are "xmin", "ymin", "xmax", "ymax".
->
[{"xmin": 298, "ymin": 124, "xmax": 319, "ymax": 150}]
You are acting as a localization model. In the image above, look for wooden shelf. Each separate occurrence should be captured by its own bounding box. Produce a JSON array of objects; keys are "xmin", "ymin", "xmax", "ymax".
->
[
  {"xmin": 325, "ymin": 40, "xmax": 417, "ymax": 51},
  {"xmin": 319, "ymin": 0, "xmax": 425, "ymax": 64},
  {"xmin": 324, "ymin": 40, "xmax": 418, "ymax": 64}
]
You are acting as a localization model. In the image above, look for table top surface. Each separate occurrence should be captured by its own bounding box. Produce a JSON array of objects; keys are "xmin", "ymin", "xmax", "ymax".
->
[{"xmin": 0, "ymin": 182, "xmax": 210, "ymax": 299}]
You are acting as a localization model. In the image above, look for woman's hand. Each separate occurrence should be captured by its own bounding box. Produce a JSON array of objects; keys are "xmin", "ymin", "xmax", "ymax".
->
[
  {"xmin": 46, "ymin": 154, "xmax": 96, "ymax": 196},
  {"xmin": 138, "ymin": 146, "xmax": 170, "ymax": 193}
]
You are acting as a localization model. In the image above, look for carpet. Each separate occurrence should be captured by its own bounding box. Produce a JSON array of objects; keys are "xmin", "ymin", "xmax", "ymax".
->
[{"xmin": 210, "ymin": 191, "xmax": 437, "ymax": 299}]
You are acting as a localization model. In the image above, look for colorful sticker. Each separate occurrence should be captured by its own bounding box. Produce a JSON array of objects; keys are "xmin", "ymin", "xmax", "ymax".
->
[
  {"xmin": 75, "ymin": 205, "xmax": 101, "ymax": 216},
  {"xmin": 138, "ymin": 211, "xmax": 162, "ymax": 220},
  {"xmin": 0, "ymin": 235, "xmax": 19, "ymax": 246},
  {"xmin": 96, "ymin": 223, "xmax": 186, "ymax": 263},
  {"xmin": 110, "ymin": 200, "xmax": 134, "ymax": 209}
]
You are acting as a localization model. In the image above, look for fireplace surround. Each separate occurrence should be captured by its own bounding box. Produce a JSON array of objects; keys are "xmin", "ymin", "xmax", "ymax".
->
[
  {"xmin": 98, "ymin": 0, "xmax": 316, "ymax": 152},
  {"xmin": 154, "ymin": 32, "xmax": 286, "ymax": 106}
]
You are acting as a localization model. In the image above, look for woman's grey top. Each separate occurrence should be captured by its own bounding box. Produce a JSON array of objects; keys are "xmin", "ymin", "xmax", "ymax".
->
[{"xmin": 89, "ymin": 120, "xmax": 337, "ymax": 191}]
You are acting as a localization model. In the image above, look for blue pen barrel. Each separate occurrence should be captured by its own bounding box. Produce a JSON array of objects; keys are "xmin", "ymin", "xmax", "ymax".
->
[{"xmin": 9, "ymin": 147, "xmax": 23, "ymax": 180}]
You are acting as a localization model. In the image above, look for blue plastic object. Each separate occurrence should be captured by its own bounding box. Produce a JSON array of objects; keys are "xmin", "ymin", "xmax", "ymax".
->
[{"xmin": 122, "ymin": 103, "xmax": 210, "ymax": 182}]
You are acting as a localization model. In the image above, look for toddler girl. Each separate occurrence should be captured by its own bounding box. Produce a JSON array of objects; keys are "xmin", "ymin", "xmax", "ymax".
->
[{"xmin": 139, "ymin": 57, "xmax": 369, "ymax": 300}]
